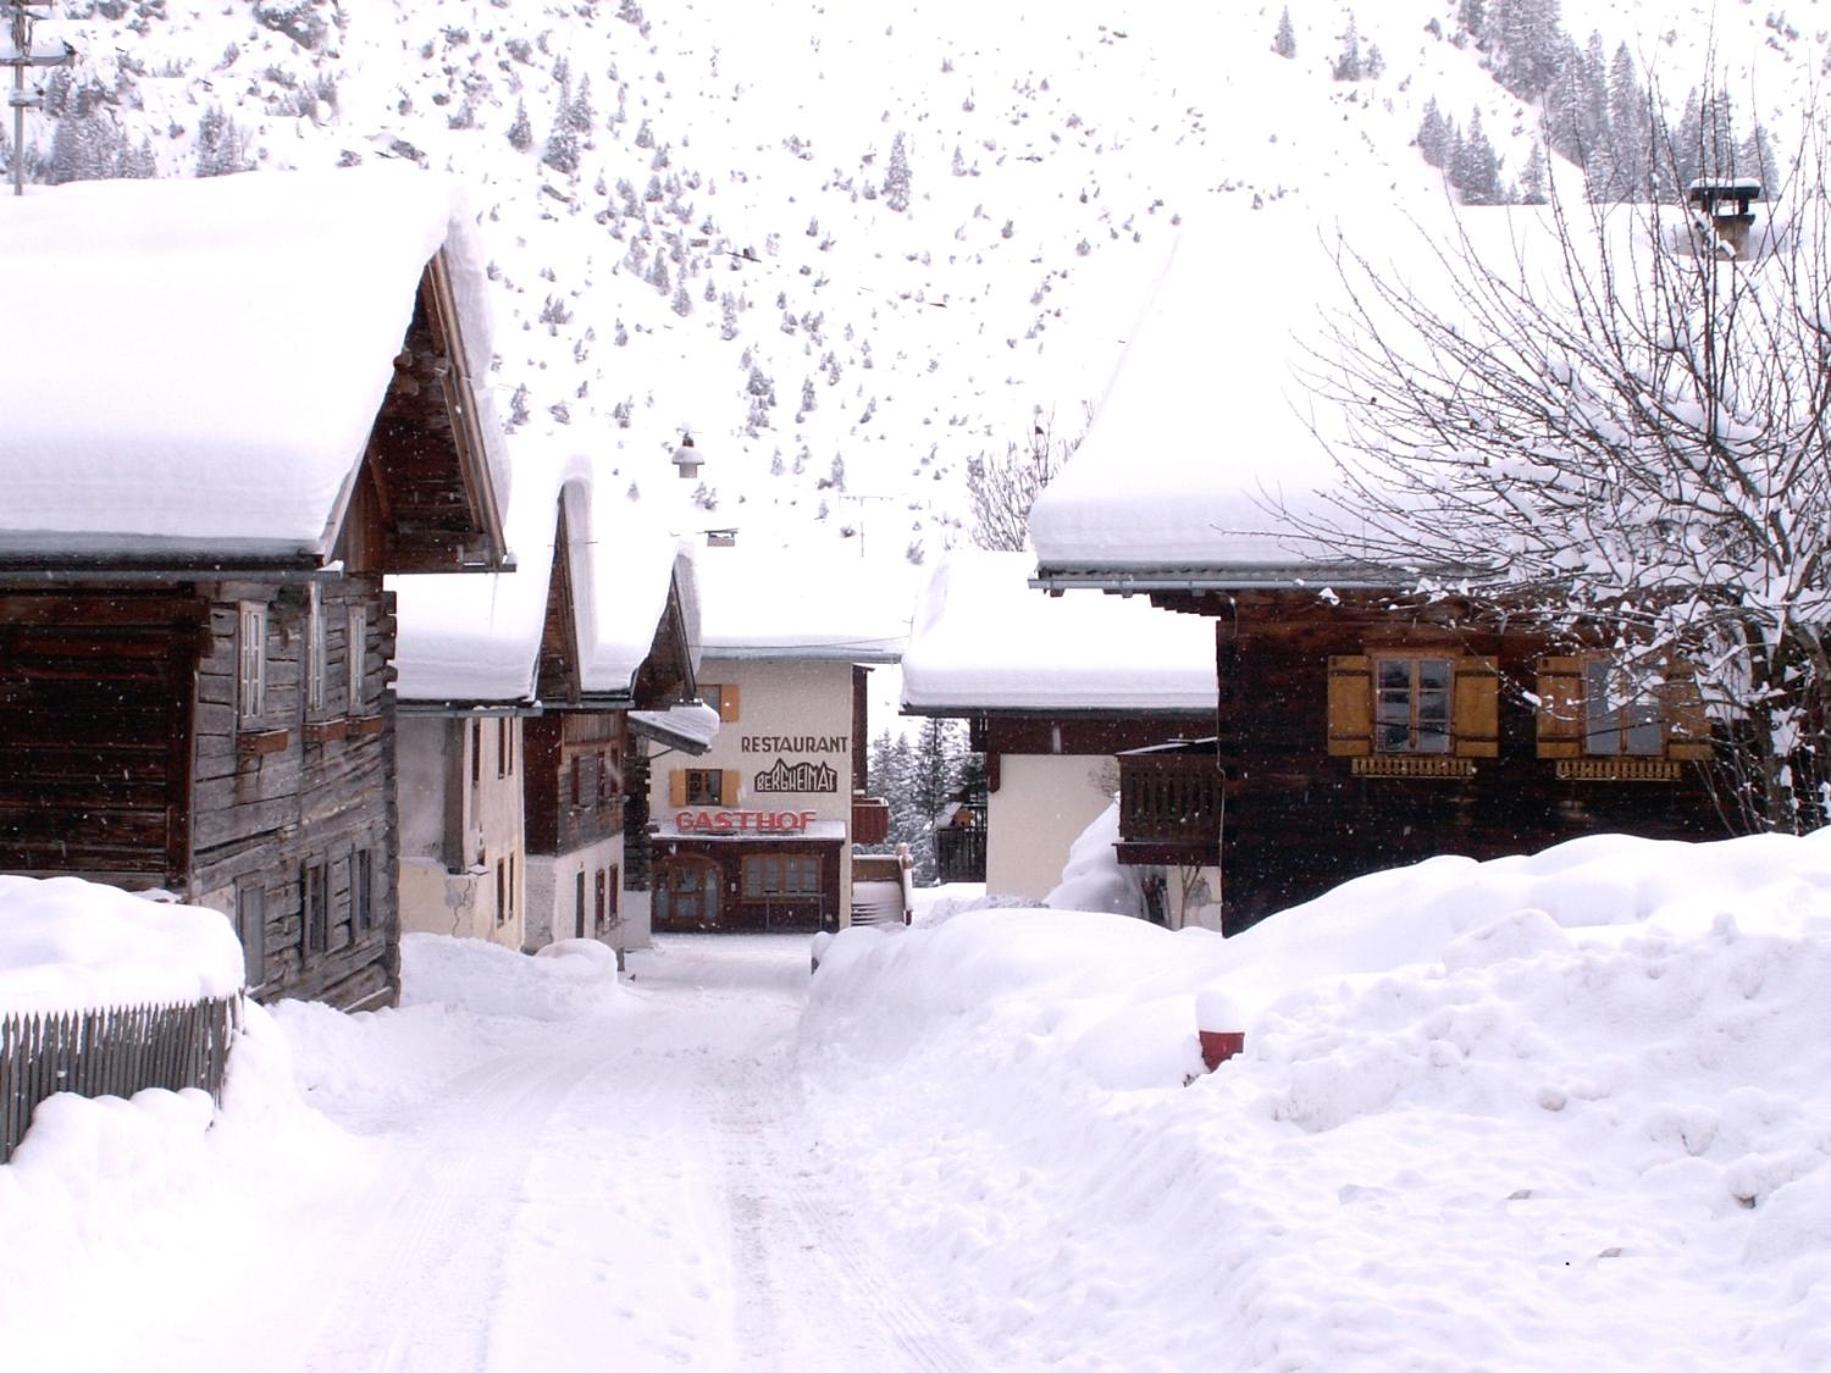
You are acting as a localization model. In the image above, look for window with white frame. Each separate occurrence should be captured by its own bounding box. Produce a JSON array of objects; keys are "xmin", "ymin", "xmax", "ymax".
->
[
  {"xmin": 237, "ymin": 602, "xmax": 268, "ymax": 725},
  {"xmin": 305, "ymin": 586, "xmax": 326, "ymax": 713}
]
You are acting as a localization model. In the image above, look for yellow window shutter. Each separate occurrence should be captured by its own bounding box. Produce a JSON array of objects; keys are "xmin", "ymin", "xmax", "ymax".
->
[
  {"xmin": 668, "ymin": 769, "xmax": 687, "ymax": 808},
  {"xmin": 1453, "ymin": 656, "xmax": 1501, "ymax": 758},
  {"xmin": 1536, "ymin": 657, "xmax": 1584, "ymax": 759},
  {"xmin": 722, "ymin": 769, "xmax": 742, "ymax": 804},
  {"xmin": 1661, "ymin": 660, "xmax": 1713, "ymax": 761},
  {"xmin": 720, "ymin": 683, "xmax": 741, "ymax": 723},
  {"xmin": 1326, "ymin": 655, "xmax": 1372, "ymax": 757}
]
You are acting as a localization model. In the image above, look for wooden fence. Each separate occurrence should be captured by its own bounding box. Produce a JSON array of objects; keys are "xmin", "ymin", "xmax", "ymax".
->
[{"xmin": 0, "ymin": 995, "xmax": 242, "ymax": 1164}]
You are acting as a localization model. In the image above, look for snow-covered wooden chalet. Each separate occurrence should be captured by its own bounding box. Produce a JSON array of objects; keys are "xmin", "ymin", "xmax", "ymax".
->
[
  {"xmin": 647, "ymin": 546, "xmax": 907, "ymax": 932},
  {"xmin": 393, "ymin": 449, "xmax": 703, "ymax": 956},
  {"xmin": 902, "ymin": 551, "xmax": 1217, "ymax": 922},
  {"xmin": 0, "ymin": 168, "xmax": 511, "ymax": 1008},
  {"xmin": 1027, "ymin": 203, "xmax": 1719, "ymax": 933}
]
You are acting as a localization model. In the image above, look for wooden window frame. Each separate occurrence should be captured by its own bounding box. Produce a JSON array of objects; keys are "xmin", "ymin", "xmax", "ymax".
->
[
  {"xmin": 1536, "ymin": 655, "xmax": 1711, "ymax": 765},
  {"xmin": 301, "ymin": 860, "xmax": 329, "ymax": 957},
  {"xmin": 346, "ymin": 605, "xmax": 367, "ymax": 715},
  {"xmin": 234, "ymin": 879, "xmax": 267, "ymax": 991},
  {"xmin": 305, "ymin": 585, "xmax": 326, "ymax": 714},
  {"xmin": 684, "ymin": 768, "xmax": 727, "ymax": 806},
  {"xmin": 1373, "ymin": 655, "xmax": 1455, "ymax": 755},
  {"xmin": 237, "ymin": 601, "xmax": 268, "ymax": 726},
  {"xmin": 351, "ymin": 848, "xmax": 374, "ymax": 934},
  {"xmin": 701, "ymin": 683, "xmax": 741, "ymax": 723},
  {"xmin": 1329, "ymin": 653, "xmax": 1498, "ymax": 763}
]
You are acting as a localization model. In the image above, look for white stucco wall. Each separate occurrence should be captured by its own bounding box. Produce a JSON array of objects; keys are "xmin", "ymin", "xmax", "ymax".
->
[
  {"xmin": 526, "ymin": 836, "xmax": 625, "ymax": 950},
  {"xmin": 649, "ymin": 657, "xmax": 858, "ymax": 925},
  {"xmin": 987, "ymin": 753, "xmax": 1119, "ymax": 902},
  {"xmin": 396, "ymin": 714, "xmax": 527, "ymax": 949}
]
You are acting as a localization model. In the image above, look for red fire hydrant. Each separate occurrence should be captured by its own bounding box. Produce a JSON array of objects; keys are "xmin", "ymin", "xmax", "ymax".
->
[{"xmin": 1196, "ymin": 989, "xmax": 1245, "ymax": 1072}]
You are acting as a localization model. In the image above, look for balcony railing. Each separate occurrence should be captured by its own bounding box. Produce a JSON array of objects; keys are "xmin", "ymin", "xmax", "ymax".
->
[
  {"xmin": 1120, "ymin": 750, "xmax": 1222, "ymax": 847},
  {"xmin": 935, "ymin": 825, "xmax": 987, "ymax": 884}
]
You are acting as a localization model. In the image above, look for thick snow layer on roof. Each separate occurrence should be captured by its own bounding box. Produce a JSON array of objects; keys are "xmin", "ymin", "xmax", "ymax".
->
[
  {"xmin": 0, "ymin": 167, "xmax": 504, "ymax": 563},
  {"xmin": 1028, "ymin": 196, "xmax": 1650, "ymax": 577},
  {"xmin": 582, "ymin": 489, "xmax": 699, "ymax": 697},
  {"xmin": 393, "ymin": 443, "xmax": 696, "ymax": 703},
  {"xmin": 0, "ymin": 877, "xmax": 245, "ymax": 1014},
  {"xmin": 392, "ymin": 446, "xmax": 590, "ymax": 704},
  {"xmin": 902, "ymin": 551, "xmax": 1215, "ymax": 712},
  {"xmin": 694, "ymin": 543, "xmax": 909, "ymax": 661}
]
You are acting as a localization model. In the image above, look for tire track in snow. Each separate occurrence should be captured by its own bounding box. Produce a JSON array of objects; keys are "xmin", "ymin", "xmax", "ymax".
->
[
  {"xmin": 713, "ymin": 1049, "xmax": 989, "ymax": 1373},
  {"xmin": 285, "ymin": 1048, "xmax": 609, "ymax": 1373}
]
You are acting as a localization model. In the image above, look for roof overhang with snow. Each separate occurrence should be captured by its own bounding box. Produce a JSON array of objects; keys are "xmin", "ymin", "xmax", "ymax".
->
[
  {"xmin": 0, "ymin": 166, "xmax": 510, "ymax": 573},
  {"xmin": 902, "ymin": 551, "xmax": 1217, "ymax": 713}
]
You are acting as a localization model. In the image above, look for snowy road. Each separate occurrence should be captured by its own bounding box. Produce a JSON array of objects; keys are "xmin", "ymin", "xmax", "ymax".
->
[{"xmin": 269, "ymin": 935, "xmax": 985, "ymax": 1373}]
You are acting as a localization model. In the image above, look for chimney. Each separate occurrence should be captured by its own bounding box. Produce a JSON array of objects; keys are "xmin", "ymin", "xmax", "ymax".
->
[
  {"xmin": 671, "ymin": 433, "xmax": 703, "ymax": 480},
  {"xmin": 1686, "ymin": 178, "xmax": 1762, "ymax": 259}
]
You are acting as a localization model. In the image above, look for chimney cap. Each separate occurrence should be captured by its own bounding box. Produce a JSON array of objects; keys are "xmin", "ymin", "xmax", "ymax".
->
[{"xmin": 671, "ymin": 433, "xmax": 704, "ymax": 479}]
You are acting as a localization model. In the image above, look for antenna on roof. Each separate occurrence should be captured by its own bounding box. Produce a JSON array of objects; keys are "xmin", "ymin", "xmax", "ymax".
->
[{"xmin": 3, "ymin": 2, "xmax": 74, "ymax": 198}]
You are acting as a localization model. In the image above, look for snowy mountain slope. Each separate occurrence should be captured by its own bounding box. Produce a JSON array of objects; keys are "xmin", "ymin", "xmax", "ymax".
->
[{"xmin": 13, "ymin": 1, "xmax": 1822, "ymax": 573}]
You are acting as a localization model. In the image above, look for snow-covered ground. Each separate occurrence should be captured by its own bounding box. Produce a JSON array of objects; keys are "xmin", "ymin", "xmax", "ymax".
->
[{"xmin": 9, "ymin": 833, "xmax": 1831, "ymax": 1369}]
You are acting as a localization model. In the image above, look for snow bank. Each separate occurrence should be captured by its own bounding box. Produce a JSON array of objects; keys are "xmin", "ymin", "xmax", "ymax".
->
[
  {"xmin": 0, "ymin": 876, "xmax": 244, "ymax": 1014},
  {"xmin": 902, "ymin": 550, "xmax": 1215, "ymax": 711},
  {"xmin": 401, "ymin": 931, "xmax": 621, "ymax": 1021},
  {"xmin": 802, "ymin": 830, "xmax": 1831, "ymax": 1369},
  {"xmin": 1042, "ymin": 801, "xmax": 1144, "ymax": 918}
]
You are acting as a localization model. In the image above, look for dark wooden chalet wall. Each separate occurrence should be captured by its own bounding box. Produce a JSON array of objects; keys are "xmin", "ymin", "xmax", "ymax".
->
[
  {"xmin": 0, "ymin": 579, "xmax": 399, "ymax": 1010},
  {"xmin": 524, "ymin": 712, "xmax": 624, "ymax": 858},
  {"xmin": 1171, "ymin": 590, "xmax": 1721, "ymax": 930},
  {"xmin": 0, "ymin": 590, "xmax": 208, "ymax": 883},
  {"xmin": 191, "ymin": 577, "xmax": 399, "ymax": 1010},
  {"xmin": 970, "ymin": 714, "xmax": 1211, "ymax": 760}
]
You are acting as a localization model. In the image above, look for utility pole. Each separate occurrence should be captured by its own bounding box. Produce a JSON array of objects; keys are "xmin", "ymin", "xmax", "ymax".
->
[
  {"xmin": 837, "ymin": 492, "xmax": 896, "ymax": 559},
  {"xmin": 3, "ymin": 2, "xmax": 74, "ymax": 197}
]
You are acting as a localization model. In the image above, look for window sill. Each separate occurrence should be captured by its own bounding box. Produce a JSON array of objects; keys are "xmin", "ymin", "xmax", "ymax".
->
[
  {"xmin": 1556, "ymin": 758, "xmax": 1683, "ymax": 782},
  {"xmin": 1351, "ymin": 755, "xmax": 1475, "ymax": 779},
  {"xmin": 347, "ymin": 713, "xmax": 385, "ymax": 738},
  {"xmin": 304, "ymin": 719, "xmax": 350, "ymax": 744},
  {"xmin": 237, "ymin": 727, "xmax": 290, "ymax": 758}
]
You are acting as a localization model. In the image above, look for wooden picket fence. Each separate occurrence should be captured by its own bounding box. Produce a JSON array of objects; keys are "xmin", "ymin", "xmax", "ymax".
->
[{"xmin": 0, "ymin": 995, "xmax": 242, "ymax": 1164}]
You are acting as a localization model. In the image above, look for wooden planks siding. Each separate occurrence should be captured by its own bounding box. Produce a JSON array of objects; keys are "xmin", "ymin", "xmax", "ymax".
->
[{"xmin": 0, "ymin": 591, "xmax": 207, "ymax": 884}]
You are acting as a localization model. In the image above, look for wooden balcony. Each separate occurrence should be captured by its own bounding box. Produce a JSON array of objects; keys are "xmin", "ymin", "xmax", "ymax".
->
[
  {"xmin": 1117, "ymin": 742, "xmax": 1221, "ymax": 865},
  {"xmin": 852, "ymin": 795, "xmax": 891, "ymax": 846}
]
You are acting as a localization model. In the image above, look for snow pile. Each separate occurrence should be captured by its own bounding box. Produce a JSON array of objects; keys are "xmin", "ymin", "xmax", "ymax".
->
[
  {"xmin": 0, "ymin": 876, "xmax": 245, "ymax": 1014},
  {"xmin": 629, "ymin": 700, "xmax": 723, "ymax": 753},
  {"xmin": 802, "ymin": 831, "xmax": 1831, "ymax": 1369},
  {"xmin": 902, "ymin": 550, "xmax": 1215, "ymax": 711},
  {"xmin": 0, "ymin": 167, "xmax": 503, "ymax": 562},
  {"xmin": 400, "ymin": 932, "xmax": 621, "ymax": 1022},
  {"xmin": 1041, "ymin": 801, "xmax": 1144, "ymax": 918}
]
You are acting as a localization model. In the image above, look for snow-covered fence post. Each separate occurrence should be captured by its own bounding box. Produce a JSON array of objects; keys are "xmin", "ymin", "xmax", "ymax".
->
[{"xmin": 1195, "ymin": 989, "xmax": 1244, "ymax": 1072}]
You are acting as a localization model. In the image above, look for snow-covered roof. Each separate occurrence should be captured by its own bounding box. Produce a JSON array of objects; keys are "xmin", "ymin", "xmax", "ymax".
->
[
  {"xmin": 583, "ymin": 494, "xmax": 700, "ymax": 698},
  {"xmin": 1026, "ymin": 198, "xmax": 1382, "ymax": 584},
  {"xmin": 0, "ymin": 166, "xmax": 507, "ymax": 566},
  {"xmin": 393, "ymin": 444, "xmax": 699, "ymax": 706},
  {"xmin": 693, "ymin": 544, "xmax": 908, "ymax": 663},
  {"xmin": 1029, "ymin": 195, "xmax": 1780, "ymax": 588},
  {"xmin": 393, "ymin": 447, "xmax": 589, "ymax": 705},
  {"xmin": 628, "ymin": 702, "xmax": 721, "ymax": 755},
  {"xmin": 902, "ymin": 551, "xmax": 1214, "ymax": 714}
]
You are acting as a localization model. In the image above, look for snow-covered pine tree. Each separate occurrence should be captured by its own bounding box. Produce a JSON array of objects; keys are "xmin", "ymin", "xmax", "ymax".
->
[
  {"xmin": 507, "ymin": 101, "xmax": 533, "ymax": 152},
  {"xmin": 1417, "ymin": 98, "xmax": 1452, "ymax": 168},
  {"xmin": 194, "ymin": 105, "xmax": 252, "ymax": 178},
  {"xmin": 1519, "ymin": 143, "xmax": 1548, "ymax": 204},
  {"xmin": 1272, "ymin": 7, "xmax": 1296, "ymax": 59},
  {"xmin": 1332, "ymin": 16, "xmax": 1363, "ymax": 82},
  {"xmin": 1451, "ymin": 108, "xmax": 1501, "ymax": 204},
  {"xmin": 883, "ymin": 131, "xmax": 912, "ymax": 212}
]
